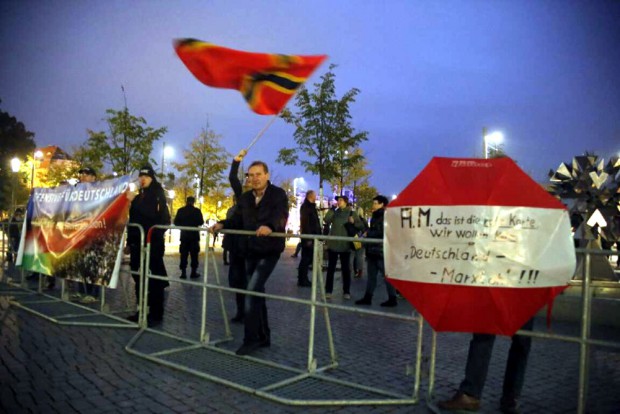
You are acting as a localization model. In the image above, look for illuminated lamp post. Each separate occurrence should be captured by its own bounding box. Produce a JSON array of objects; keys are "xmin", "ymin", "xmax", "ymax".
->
[{"xmin": 11, "ymin": 157, "xmax": 21, "ymax": 212}]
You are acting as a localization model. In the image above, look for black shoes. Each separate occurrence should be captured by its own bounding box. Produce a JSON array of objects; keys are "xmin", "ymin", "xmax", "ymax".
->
[
  {"xmin": 438, "ymin": 391, "xmax": 481, "ymax": 411},
  {"xmin": 235, "ymin": 336, "xmax": 270, "ymax": 355},
  {"xmin": 179, "ymin": 271, "xmax": 187, "ymax": 279},
  {"xmin": 500, "ymin": 396, "xmax": 520, "ymax": 414},
  {"xmin": 126, "ymin": 313, "xmax": 140, "ymax": 322},
  {"xmin": 380, "ymin": 297, "xmax": 398, "ymax": 307},
  {"xmin": 231, "ymin": 313, "xmax": 244, "ymax": 323},
  {"xmin": 190, "ymin": 272, "xmax": 200, "ymax": 279},
  {"xmin": 297, "ymin": 279, "xmax": 312, "ymax": 287},
  {"xmin": 235, "ymin": 341, "xmax": 261, "ymax": 356},
  {"xmin": 126, "ymin": 313, "xmax": 163, "ymax": 327},
  {"xmin": 355, "ymin": 295, "xmax": 372, "ymax": 305},
  {"xmin": 147, "ymin": 315, "xmax": 163, "ymax": 327}
]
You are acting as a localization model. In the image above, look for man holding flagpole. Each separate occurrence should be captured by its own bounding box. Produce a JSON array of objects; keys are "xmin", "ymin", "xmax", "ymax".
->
[{"xmin": 212, "ymin": 160, "xmax": 288, "ymax": 356}]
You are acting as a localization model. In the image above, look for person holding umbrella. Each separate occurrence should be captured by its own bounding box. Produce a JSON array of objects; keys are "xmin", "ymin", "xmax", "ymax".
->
[{"xmin": 438, "ymin": 318, "xmax": 535, "ymax": 413}]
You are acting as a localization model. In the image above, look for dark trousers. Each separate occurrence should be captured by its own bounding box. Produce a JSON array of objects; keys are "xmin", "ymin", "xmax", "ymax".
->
[
  {"xmin": 459, "ymin": 318, "xmax": 535, "ymax": 399},
  {"xmin": 364, "ymin": 256, "xmax": 396, "ymax": 299},
  {"xmin": 243, "ymin": 254, "xmax": 280, "ymax": 343},
  {"xmin": 130, "ymin": 236, "xmax": 168, "ymax": 318},
  {"xmin": 228, "ymin": 251, "xmax": 247, "ymax": 316},
  {"xmin": 297, "ymin": 241, "xmax": 313, "ymax": 282},
  {"xmin": 325, "ymin": 250, "xmax": 351, "ymax": 294},
  {"xmin": 179, "ymin": 240, "xmax": 199, "ymax": 272}
]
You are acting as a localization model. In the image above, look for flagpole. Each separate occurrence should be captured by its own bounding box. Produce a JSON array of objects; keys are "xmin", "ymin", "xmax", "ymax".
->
[{"xmin": 245, "ymin": 114, "xmax": 279, "ymax": 151}]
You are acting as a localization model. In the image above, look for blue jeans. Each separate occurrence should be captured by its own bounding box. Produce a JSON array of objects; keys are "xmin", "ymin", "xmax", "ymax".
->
[
  {"xmin": 351, "ymin": 246, "xmax": 364, "ymax": 274},
  {"xmin": 244, "ymin": 254, "xmax": 280, "ymax": 343},
  {"xmin": 364, "ymin": 256, "xmax": 396, "ymax": 299},
  {"xmin": 459, "ymin": 318, "xmax": 535, "ymax": 399}
]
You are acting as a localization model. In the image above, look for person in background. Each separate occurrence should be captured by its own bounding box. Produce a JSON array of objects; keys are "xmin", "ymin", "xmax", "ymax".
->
[
  {"xmin": 224, "ymin": 149, "xmax": 248, "ymax": 323},
  {"xmin": 297, "ymin": 190, "xmax": 321, "ymax": 287},
  {"xmin": 126, "ymin": 165, "xmax": 171, "ymax": 327},
  {"xmin": 438, "ymin": 318, "xmax": 534, "ymax": 414},
  {"xmin": 212, "ymin": 160, "xmax": 288, "ymax": 356},
  {"xmin": 323, "ymin": 195, "xmax": 364, "ymax": 300},
  {"xmin": 355, "ymin": 195, "xmax": 397, "ymax": 307},
  {"xmin": 173, "ymin": 196, "xmax": 204, "ymax": 279},
  {"xmin": 8, "ymin": 208, "xmax": 24, "ymax": 265},
  {"xmin": 350, "ymin": 203, "xmax": 367, "ymax": 279},
  {"xmin": 291, "ymin": 241, "xmax": 301, "ymax": 258}
]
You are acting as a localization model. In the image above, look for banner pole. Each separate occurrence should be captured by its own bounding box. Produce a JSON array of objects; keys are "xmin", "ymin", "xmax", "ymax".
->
[{"xmin": 245, "ymin": 114, "xmax": 279, "ymax": 151}]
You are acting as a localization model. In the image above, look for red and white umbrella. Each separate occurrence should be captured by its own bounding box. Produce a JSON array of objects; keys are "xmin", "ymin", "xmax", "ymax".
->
[{"xmin": 385, "ymin": 157, "xmax": 576, "ymax": 336}]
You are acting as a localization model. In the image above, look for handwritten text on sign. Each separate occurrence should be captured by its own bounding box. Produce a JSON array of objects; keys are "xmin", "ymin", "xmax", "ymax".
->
[{"xmin": 385, "ymin": 206, "xmax": 575, "ymax": 288}]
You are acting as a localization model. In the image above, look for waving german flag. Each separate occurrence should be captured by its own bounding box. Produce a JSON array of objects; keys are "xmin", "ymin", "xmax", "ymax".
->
[{"xmin": 174, "ymin": 39, "xmax": 327, "ymax": 115}]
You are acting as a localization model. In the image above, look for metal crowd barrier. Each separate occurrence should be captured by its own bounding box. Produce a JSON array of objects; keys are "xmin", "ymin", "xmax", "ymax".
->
[
  {"xmin": 426, "ymin": 247, "xmax": 620, "ymax": 414},
  {"xmin": 125, "ymin": 226, "xmax": 424, "ymax": 406},
  {"xmin": 0, "ymin": 221, "xmax": 143, "ymax": 328},
  {"xmin": 3, "ymin": 215, "xmax": 619, "ymax": 410}
]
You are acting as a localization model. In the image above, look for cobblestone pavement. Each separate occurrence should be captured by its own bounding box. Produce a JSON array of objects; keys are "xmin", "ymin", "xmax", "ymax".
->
[{"xmin": 1, "ymin": 247, "xmax": 619, "ymax": 413}]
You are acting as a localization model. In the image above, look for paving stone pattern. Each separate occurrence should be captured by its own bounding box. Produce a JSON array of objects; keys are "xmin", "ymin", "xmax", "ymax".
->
[{"xmin": 1, "ymin": 248, "xmax": 619, "ymax": 413}]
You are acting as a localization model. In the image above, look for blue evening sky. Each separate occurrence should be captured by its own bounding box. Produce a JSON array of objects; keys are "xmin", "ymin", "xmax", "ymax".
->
[{"xmin": 1, "ymin": 0, "xmax": 618, "ymax": 197}]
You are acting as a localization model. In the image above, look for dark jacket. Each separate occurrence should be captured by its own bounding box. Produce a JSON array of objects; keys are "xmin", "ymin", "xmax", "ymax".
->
[
  {"xmin": 221, "ymin": 182, "xmax": 289, "ymax": 256},
  {"xmin": 300, "ymin": 198, "xmax": 321, "ymax": 236},
  {"xmin": 174, "ymin": 205, "xmax": 204, "ymax": 242},
  {"xmin": 365, "ymin": 208, "xmax": 385, "ymax": 258},
  {"xmin": 128, "ymin": 180, "xmax": 170, "ymax": 245},
  {"xmin": 223, "ymin": 159, "xmax": 243, "ymax": 252}
]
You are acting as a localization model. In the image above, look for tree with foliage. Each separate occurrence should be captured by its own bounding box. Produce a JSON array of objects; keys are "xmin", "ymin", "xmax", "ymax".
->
[
  {"xmin": 79, "ymin": 108, "xmax": 166, "ymax": 175},
  {"xmin": 278, "ymin": 178, "xmax": 298, "ymax": 209},
  {"xmin": 327, "ymin": 147, "xmax": 372, "ymax": 198},
  {"xmin": 201, "ymin": 184, "xmax": 232, "ymax": 223},
  {"xmin": 40, "ymin": 161, "xmax": 80, "ymax": 187},
  {"xmin": 354, "ymin": 181, "xmax": 379, "ymax": 215},
  {"xmin": 277, "ymin": 64, "xmax": 368, "ymax": 198},
  {"xmin": 171, "ymin": 127, "xmax": 230, "ymax": 202},
  {"xmin": 0, "ymin": 101, "xmax": 36, "ymax": 214}
]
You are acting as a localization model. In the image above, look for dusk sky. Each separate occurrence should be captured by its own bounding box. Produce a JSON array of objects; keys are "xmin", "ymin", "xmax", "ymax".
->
[{"xmin": 1, "ymin": 0, "xmax": 619, "ymax": 198}]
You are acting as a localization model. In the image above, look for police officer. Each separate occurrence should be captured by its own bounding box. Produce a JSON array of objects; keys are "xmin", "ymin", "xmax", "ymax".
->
[
  {"xmin": 173, "ymin": 196, "xmax": 204, "ymax": 279},
  {"xmin": 126, "ymin": 165, "xmax": 170, "ymax": 326}
]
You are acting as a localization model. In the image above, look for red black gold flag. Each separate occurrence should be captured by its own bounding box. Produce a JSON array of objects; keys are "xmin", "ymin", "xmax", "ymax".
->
[{"xmin": 174, "ymin": 38, "xmax": 327, "ymax": 115}]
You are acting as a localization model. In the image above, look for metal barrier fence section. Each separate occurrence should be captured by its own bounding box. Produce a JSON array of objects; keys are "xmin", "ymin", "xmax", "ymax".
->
[
  {"xmin": 125, "ymin": 227, "xmax": 424, "ymax": 406},
  {"xmin": 0, "ymin": 221, "xmax": 141, "ymax": 328},
  {"xmin": 2, "ymin": 218, "xmax": 619, "ymax": 411}
]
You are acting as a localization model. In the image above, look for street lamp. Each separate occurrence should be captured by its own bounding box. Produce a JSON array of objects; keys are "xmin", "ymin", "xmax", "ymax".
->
[
  {"xmin": 31, "ymin": 150, "xmax": 43, "ymax": 189},
  {"xmin": 339, "ymin": 150, "xmax": 349, "ymax": 196},
  {"xmin": 11, "ymin": 157, "xmax": 21, "ymax": 212},
  {"xmin": 482, "ymin": 129, "xmax": 504, "ymax": 159},
  {"xmin": 167, "ymin": 189, "xmax": 175, "ymax": 242},
  {"xmin": 161, "ymin": 142, "xmax": 174, "ymax": 177}
]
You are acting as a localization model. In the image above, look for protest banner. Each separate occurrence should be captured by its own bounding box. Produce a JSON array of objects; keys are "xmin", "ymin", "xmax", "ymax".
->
[{"xmin": 17, "ymin": 175, "xmax": 133, "ymax": 289}]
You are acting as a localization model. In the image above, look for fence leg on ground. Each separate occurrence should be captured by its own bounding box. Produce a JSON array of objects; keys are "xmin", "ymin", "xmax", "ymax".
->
[
  {"xmin": 428, "ymin": 329, "xmax": 437, "ymax": 402},
  {"xmin": 200, "ymin": 233, "xmax": 210, "ymax": 344},
  {"xmin": 578, "ymin": 252, "xmax": 592, "ymax": 414},
  {"xmin": 209, "ymin": 242, "xmax": 232, "ymax": 342},
  {"xmin": 316, "ymin": 243, "xmax": 338, "ymax": 366},
  {"xmin": 306, "ymin": 240, "xmax": 321, "ymax": 373},
  {"xmin": 61, "ymin": 278, "xmax": 68, "ymax": 301},
  {"xmin": 412, "ymin": 315, "xmax": 423, "ymax": 401}
]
